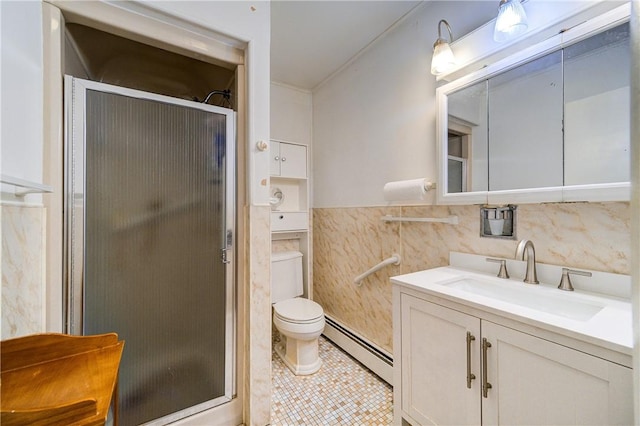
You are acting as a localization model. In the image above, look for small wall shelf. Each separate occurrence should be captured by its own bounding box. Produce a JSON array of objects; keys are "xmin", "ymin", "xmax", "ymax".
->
[{"xmin": 381, "ymin": 215, "xmax": 458, "ymax": 225}]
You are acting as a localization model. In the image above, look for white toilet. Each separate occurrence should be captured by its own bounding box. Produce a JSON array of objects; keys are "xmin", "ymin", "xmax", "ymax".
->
[{"xmin": 272, "ymin": 251, "xmax": 325, "ymax": 375}]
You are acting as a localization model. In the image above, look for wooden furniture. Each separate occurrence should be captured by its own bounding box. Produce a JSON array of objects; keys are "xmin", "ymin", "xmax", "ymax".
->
[{"xmin": 1, "ymin": 333, "xmax": 124, "ymax": 426}]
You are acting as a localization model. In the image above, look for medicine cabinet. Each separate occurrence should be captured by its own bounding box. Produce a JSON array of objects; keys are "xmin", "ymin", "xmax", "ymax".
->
[{"xmin": 436, "ymin": 5, "xmax": 630, "ymax": 205}]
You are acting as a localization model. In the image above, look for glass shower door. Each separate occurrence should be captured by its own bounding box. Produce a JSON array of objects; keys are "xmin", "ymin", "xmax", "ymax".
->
[{"xmin": 64, "ymin": 77, "xmax": 235, "ymax": 425}]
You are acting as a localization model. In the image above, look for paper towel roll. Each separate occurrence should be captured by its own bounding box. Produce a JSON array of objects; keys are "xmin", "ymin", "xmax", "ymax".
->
[{"xmin": 383, "ymin": 178, "xmax": 430, "ymax": 201}]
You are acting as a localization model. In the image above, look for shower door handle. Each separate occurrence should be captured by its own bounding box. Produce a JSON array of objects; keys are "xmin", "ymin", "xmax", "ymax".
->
[{"xmin": 221, "ymin": 248, "xmax": 231, "ymax": 264}]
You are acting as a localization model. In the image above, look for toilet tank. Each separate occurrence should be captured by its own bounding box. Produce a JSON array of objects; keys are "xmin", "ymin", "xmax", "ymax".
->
[{"xmin": 271, "ymin": 251, "xmax": 304, "ymax": 303}]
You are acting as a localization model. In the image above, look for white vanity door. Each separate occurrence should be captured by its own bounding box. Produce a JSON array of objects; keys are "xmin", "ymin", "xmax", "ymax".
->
[
  {"xmin": 279, "ymin": 142, "xmax": 307, "ymax": 178},
  {"xmin": 481, "ymin": 321, "xmax": 633, "ymax": 426},
  {"xmin": 400, "ymin": 294, "xmax": 481, "ymax": 425}
]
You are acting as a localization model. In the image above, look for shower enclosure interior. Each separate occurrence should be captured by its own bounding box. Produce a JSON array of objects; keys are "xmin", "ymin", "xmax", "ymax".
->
[{"xmin": 63, "ymin": 25, "xmax": 238, "ymax": 425}]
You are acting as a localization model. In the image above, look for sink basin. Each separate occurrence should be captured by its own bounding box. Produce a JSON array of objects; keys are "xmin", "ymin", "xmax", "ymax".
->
[{"xmin": 440, "ymin": 277, "xmax": 605, "ymax": 321}]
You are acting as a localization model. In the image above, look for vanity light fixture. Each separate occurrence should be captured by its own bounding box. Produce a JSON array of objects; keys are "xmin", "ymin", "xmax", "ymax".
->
[
  {"xmin": 494, "ymin": 0, "xmax": 528, "ymax": 42},
  {"xmin": 430, "ymin": 19, "xmax": 456, "ymax": 76}
]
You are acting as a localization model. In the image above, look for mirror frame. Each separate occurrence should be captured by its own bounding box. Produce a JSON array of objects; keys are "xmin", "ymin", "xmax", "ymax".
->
[{"xmin": 436, "ymin": 4, "xmax": 631, "ymax": 205}]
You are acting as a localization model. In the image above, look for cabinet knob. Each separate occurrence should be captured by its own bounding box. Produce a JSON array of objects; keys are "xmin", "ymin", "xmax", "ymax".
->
[
  {"xmin": 274, "ymin": 156, "xmax": 280, "ymax": 161},
  {"xmin": 279, "ymin": 215, "xmax": 284, "ymax": 219},
  {"xmin": 281, "ymin": 157, "xmax": 287, "ymax": 162}
]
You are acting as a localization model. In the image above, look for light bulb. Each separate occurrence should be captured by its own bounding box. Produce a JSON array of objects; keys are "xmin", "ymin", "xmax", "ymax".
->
[
  {"xmin": 431, "ymin": 40, "xmax": 456, "ymax": 75},
  {"xmin": 430, "ymin": 20, "xmax": 456, "ymax": 76},
  {"xmin": 494, "ymin": 0, "xmax": 528, "ymax": 42}
]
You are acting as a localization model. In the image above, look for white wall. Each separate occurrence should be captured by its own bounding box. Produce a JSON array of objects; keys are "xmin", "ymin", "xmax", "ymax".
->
[
  {"xmin": 312, "ymin": 1, "xmax": 497, "ymax": 208},
  {"xmin": 271, "ymin": 82, "xmax": 312, "ymax": 145},
  {"xmin": 1, "ymin": 1, "xmax": 43, "ymax": 192},
  {"xmin": 1, "ymin": 1, "xmax": 47, "ymax": 341}
]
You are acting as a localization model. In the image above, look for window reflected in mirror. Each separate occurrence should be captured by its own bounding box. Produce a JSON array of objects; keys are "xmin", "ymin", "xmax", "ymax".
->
[
  {"xmin": 447, "ymin": 81, "xmax": 487, "ymax": 193},
  {"xmin": 447, "ymin": 132, "xmax": 467, "ymax": 193}
]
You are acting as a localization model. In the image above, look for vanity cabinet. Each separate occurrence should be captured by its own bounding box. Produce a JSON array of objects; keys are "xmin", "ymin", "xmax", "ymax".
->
[
  {"xmin": 396, "ymin": 292, "xmax": 633, "ymax": 426},
  {"xmin": 399, "ymin": 295, "xmax": 480, "ymax": 425}
]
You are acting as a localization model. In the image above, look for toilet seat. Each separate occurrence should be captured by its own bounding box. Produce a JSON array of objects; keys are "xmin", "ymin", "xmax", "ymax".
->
[{"xmin": 273, "ymin": 298, "xmax": 323, "ymax": 324}]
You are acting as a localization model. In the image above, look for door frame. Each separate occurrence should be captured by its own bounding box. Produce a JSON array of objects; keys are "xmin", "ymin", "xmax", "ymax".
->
[
  {"xmin": 64, "ymin": 75, "xmax": 237, "ymax": 424},
  {"xmin": 42, "ymin": 3, "xmax": 248, "ymax": 424}
]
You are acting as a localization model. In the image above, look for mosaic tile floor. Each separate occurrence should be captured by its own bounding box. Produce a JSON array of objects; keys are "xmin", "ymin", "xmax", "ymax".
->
[{"xmin": 271, "ymin": 335, "xmax": 393, "ymax": 425}]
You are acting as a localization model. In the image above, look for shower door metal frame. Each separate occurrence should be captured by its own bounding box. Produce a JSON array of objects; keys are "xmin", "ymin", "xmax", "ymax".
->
[{"xmin": 63, "ymin": 76, "xmax": 236, "ymax": 423}]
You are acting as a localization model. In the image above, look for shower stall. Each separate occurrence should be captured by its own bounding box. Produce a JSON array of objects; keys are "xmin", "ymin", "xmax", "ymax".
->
[{"xmin": 64, "ymin": 76, "xmax": 236, "ymax": 425}]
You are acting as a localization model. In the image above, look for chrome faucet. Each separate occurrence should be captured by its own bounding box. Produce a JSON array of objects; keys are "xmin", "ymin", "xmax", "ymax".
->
[{"xmin": 515, "ymin": 239, "xmax": 539, "ymax": 284}]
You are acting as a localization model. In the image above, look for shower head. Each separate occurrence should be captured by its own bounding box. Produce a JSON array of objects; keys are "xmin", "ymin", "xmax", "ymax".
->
[{"xmin": 201, "ymin": 89, "xmax": 232, "ymax": 108}]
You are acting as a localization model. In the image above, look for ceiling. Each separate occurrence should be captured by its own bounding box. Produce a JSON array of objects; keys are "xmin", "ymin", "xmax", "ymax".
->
[{"xmin": 270, "ymin": 0, "xmax": 422, "ymax": 90}]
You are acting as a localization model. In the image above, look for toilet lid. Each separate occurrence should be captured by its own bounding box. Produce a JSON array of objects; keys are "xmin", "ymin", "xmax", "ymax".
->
[{"xmin": 274, "ymin": 298, "xmax": 323, "ymax": 323}]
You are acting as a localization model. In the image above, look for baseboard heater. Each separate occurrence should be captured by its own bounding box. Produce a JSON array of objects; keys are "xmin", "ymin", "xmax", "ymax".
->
[{"xmin": 322, "ymin": 315, "xmax": 393, "ymax": 385}]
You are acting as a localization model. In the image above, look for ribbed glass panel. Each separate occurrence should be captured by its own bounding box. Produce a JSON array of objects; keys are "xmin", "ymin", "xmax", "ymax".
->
[{"xmin": 84, "ymin": 90, "xmax": 227, "ymax": 425}]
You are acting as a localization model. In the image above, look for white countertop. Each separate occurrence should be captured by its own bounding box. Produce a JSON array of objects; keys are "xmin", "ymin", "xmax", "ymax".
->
[{"xmin": 391, "ymin": 265, "xmax": 633, "ymax": 356}]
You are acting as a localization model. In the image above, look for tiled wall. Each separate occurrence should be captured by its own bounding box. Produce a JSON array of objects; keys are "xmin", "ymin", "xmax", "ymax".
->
[
  {"xmin": 313, "ymin": 202, "xmax": 630, "ymax": 353},
  {"xmin": 1, "ymin": 204, "xmax": 46, "ymax": 339},
  {"xmin": 245, "ymin": 205, "xmax": 272, "ymax": 424}
]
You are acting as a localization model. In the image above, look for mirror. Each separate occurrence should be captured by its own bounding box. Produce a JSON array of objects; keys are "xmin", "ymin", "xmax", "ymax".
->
[
  {"xmin": 447, "ymin": 81, "xmax": 487, "ymax": 193},
  {"xmin": 488, "ymin": 51, "xmax": 563, "ymax": 191},
  {"xmin": 438, "ymin": 19, "xmax": 630, "ymax": 204},
  {"xmin": 564, "ymin": 23, "xmax": 630, "ymax": 186}
]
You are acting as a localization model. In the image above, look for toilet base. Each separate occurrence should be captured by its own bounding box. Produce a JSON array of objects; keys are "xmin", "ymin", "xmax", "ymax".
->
[{"xmin": 274, "ymin": 336, "xmax": 322, "ymax": 376}]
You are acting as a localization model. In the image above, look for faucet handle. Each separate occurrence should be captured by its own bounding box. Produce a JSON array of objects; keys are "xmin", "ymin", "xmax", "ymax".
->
[
  {"xmin": 486, "ymin": 258, "xmax": 510, "ymax": 279},
  {"xmin": 558, "ymin": 268, "xmax": 592, "ymax": 291}
]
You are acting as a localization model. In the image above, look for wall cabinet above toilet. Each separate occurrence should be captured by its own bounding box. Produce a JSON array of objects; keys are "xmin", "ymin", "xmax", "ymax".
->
[
  {"xmin": 269, "ymin": 137, "xmax": 311, "ymax": 298},
  {"xmin": 270, "ymin": 139, "xmax": 309, "ymax": 233},
  {"xmin": 270, "ymin": 141, "xmax": 307, "ymax": 179}
]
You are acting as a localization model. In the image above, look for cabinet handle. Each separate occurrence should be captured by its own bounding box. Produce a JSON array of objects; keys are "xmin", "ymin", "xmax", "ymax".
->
[
  {"xmin": 482, "ymin": 338, "xmax": 492, "ymax": 398},
  {"xmin": 466, "ymin": 332, "xmax": 476, "ymax": 389},
  {"xmin": 281, "ymin": 157, "xmax": 287, "ymax": 162}
]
